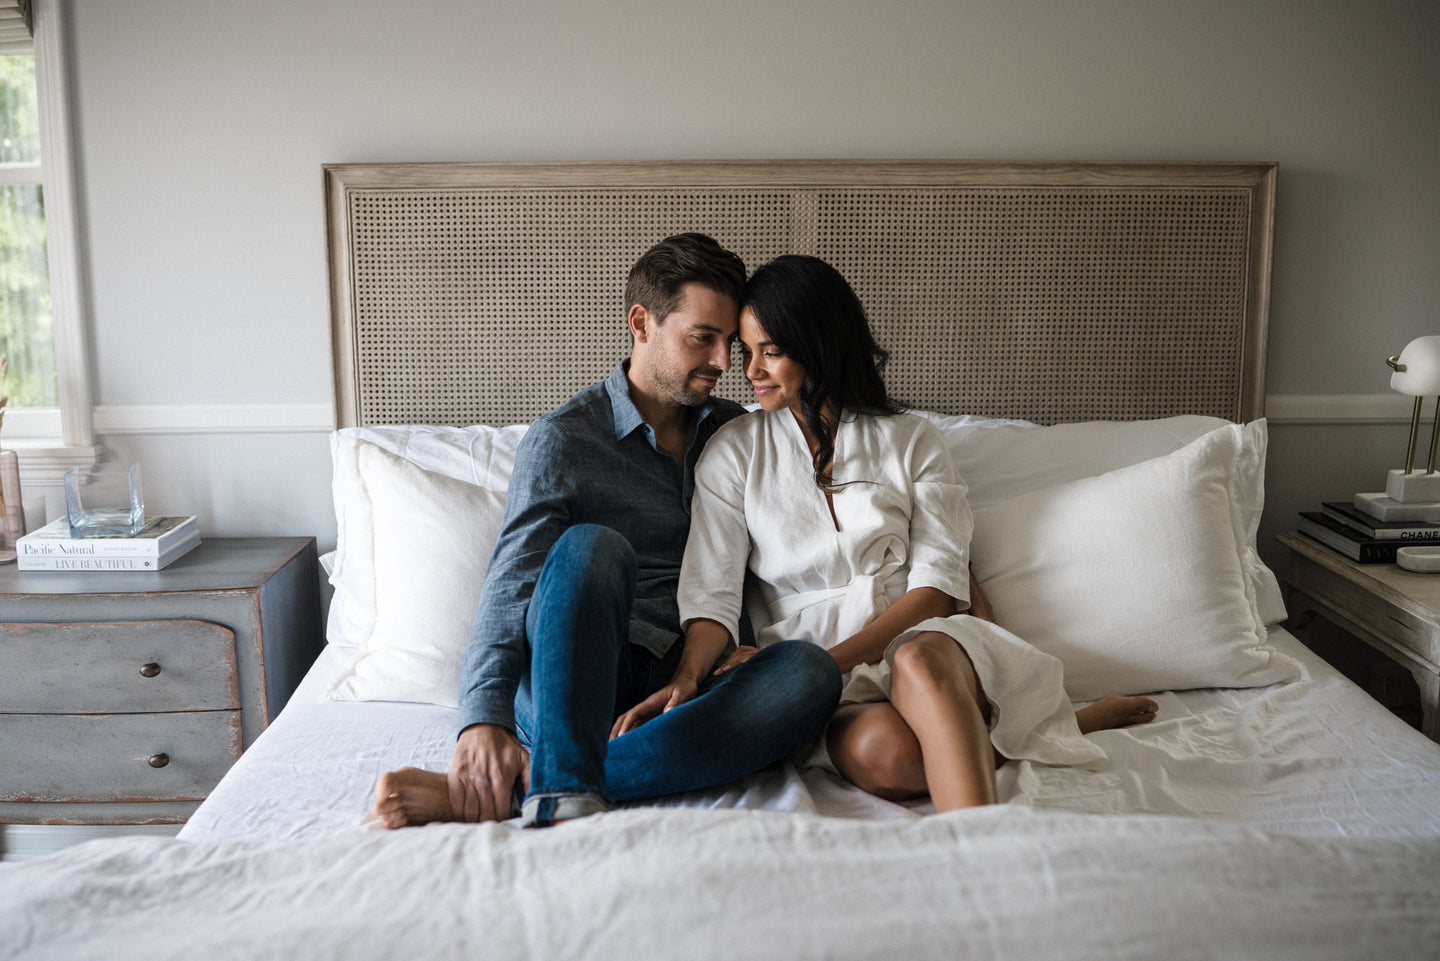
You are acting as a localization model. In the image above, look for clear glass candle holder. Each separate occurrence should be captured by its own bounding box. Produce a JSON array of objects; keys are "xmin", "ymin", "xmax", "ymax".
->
[{"xmin": 65, "ymin": 463, "xmax": 146, "ymax": 537}]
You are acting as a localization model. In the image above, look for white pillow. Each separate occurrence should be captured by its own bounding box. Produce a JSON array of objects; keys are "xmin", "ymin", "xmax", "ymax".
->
[
  {"xmin": 969, "ymin": 424, "xmax": 1300, "ymax": 700},
  {"xmin": 326, "ymin": 424, "xmax": 526, "ymax": 650},
  {"xmin": 914, "ymin": 412, "xmax": 1286, "ymax": 626},
  {"xmin": 919, "ymin": 412, "xmax": 1228, "ymax": 510},
  {"xmin": 324, "ymin": 440, "xmax": 506, "ymax": 706}
]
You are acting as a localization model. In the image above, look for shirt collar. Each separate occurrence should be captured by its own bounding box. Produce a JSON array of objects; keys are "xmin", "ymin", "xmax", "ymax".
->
[{"xmin": 606, "ymin": 360, "xmax": 717, "ymax": 443}]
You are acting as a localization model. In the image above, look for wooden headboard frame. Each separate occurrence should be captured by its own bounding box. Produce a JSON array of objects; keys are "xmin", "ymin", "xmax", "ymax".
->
[{"xmin": 325, "ymin": 160, "xmax": 1275, "ymax": 428}]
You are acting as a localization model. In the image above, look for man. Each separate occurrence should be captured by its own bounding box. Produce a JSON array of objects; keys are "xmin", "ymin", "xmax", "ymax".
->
[{"xmin": 374, "ymin": 233, "xmax": 842, "ymax": 828}]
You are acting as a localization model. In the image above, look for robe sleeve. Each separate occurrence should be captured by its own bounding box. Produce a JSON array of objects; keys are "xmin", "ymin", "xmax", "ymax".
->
[
  {"xmin": 903, "ymin": 418, "xmax": 972, "ymax": 606},
  {"xmin": 677, "ymin": 422, "xmax": 753, "ymax": 646}
]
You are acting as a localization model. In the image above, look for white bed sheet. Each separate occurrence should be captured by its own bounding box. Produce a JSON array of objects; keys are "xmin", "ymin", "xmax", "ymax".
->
[{"xmin": 177, "ymin": 628, "xmax": 1440, "ymax": 843}]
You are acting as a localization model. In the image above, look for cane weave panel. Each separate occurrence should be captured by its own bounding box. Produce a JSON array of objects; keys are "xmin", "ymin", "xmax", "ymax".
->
[
  {"xmin": 347, "ymin": 189, "xmax": 795, "ymax": 427},
  {"xmin": 330, "ymin": 163, "xmax": 1271, "ymax": 427},
  {"xmin": 810, "ymin": 188, "xmax": 1252, "ymax": 423}
]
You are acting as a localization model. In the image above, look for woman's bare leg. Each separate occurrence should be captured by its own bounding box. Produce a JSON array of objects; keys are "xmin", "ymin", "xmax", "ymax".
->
[
  {"xmin": 826, "ymin": 702, "xmax": 929, "ymax": 801},
  {"xmin": 826, "ymin": 633, "xmax": 997, "ymax": 810},
  {"xmin": 373, "ymin": 767, "xmax": 455, "ymax": 828},
  {"xmin": 886, "ymin": 631, "xmax": 998, "ymax": 810}
]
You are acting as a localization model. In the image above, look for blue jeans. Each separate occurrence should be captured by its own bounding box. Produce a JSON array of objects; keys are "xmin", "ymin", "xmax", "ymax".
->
[{"xmin": 513, "ymin": 524, "xmax": 842, "ymax": 825}]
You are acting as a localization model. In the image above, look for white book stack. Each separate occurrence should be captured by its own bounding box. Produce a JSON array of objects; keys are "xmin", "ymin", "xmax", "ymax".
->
[{"xmin": 16, "ymin": 515, "xmax": 201, "ymax": 571}]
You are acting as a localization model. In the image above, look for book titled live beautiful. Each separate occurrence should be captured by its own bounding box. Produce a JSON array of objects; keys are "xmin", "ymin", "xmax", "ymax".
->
[{"xmin": 16, "ymin": 515, "xmax": 200, "ymax": 571}]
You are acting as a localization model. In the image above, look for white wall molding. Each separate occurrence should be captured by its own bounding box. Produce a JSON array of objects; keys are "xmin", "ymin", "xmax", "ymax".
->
[
  {"xmin": 1264, "ymin": 394, "xmax": 1415, "ymax": 425},
  {"xmin": 93, "ymin": 403, "xmax": 335, "ymax": 435}
]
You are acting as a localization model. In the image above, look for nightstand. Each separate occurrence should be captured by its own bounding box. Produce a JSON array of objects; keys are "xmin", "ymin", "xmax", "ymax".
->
[
  {"xmin": 0, "ymin": 537, "xmax": 323, "ymax": 829},
  {"xmin": 1278, "ymin": 530, "xmax": 1440, "ymax": 742}
]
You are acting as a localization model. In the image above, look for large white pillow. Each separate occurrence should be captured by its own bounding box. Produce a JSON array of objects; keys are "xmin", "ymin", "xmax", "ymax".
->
[
  {"xmin": 915, "ymin": 412, "xmax": 1286, "ymax": 626},
  {"xmin": 324, "ymin": 440, "xmax": 506, "ymax": 706},
  {"xmin": 326, "ymin": 424, "xmax": 526, "ymax": 650},
  {"xmin": 918, "ymin": 412, "xmax": 1228, "ymax": 510},
  {"xmin": 969, "ymin": 424, "xmax": 1300, "ymax": 700}
]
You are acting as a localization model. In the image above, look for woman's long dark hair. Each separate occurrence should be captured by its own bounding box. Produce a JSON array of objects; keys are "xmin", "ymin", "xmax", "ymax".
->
[{"xmin": 743, "ymin": 255, "xmax": 904, "ymax": 492}]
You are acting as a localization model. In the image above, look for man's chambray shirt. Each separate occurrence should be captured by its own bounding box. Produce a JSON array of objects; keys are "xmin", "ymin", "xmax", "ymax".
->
[{"xmin": 456, "ymin": 362, "xmax": 747, "ymax": 735}]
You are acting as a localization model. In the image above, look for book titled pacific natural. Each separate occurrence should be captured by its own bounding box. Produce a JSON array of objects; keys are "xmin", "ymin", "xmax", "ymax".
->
[{"xmin": 16, "ymin": 515, "xmax": 200, "ymax": 571}]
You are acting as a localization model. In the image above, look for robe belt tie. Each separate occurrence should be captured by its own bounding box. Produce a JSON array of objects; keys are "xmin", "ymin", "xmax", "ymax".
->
[{"xmin": 766, "ymin": 567, "xmax": 908, "ymax": 639}]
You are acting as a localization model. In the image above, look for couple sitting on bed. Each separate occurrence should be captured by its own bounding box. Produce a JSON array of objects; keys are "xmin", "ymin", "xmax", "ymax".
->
[{"xmin": 374, "ymin": 233, "xmax": 1156, "ymax": 828}]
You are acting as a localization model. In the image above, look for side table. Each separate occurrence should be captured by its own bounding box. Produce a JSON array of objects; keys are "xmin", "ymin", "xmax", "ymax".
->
[
  {"xmin": 1278, "ymin": 530, "xmax": 1440, "ymax": 742},
  {"xmin": 0, "ymin": 537, "xmax": 323, "ymax": 829}
]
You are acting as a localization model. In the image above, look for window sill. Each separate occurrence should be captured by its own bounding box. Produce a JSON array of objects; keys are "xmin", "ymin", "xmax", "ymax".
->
[{"xmin": 3, "ymin": 438, "xmax": 100, "ymax": 486}]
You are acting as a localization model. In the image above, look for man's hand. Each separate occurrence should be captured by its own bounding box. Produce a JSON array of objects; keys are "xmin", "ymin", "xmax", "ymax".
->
[
  {"xmin": 610, "ymin": 676, "xmax": 700, "ymax": 739},
  {"xmin": 448, "ymin": 723, "xmax": 530, "ymax": 822}
]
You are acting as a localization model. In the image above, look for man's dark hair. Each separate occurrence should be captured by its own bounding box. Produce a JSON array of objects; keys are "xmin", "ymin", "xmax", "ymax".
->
[{"xmin": 624, "ymin": 233, "xmax": 746, "ymax": 322}]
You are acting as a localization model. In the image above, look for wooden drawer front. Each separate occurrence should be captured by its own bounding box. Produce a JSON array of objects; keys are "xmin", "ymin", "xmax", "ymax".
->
[
  {"xmin": 0, "ymin": 620, "xmax": 238, "ymax": 713},
  {"xmin": 0, "ymin": 711, "xmax": 241, "ymax": 802}
]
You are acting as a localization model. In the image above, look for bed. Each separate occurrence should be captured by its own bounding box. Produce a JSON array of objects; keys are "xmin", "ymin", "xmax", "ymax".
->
[{"xmin": 5, "ymin": 160, "xmax": 1440, "ymax": 961}]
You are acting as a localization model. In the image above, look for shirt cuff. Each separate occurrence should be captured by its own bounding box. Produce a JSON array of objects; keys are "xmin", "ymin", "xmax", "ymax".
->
[{"xmin": 456, "ymin": 690, "xmax": 517, "ymax": 738}]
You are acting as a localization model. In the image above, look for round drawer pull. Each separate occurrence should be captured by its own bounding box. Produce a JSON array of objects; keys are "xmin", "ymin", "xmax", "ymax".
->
[
  {"xmin": 139, "ymin": 662, "xmax": 162, "ymax": 678},
  {"xmin": 148, "ymin": 753, "xmax": 170, "ymax": 769}
]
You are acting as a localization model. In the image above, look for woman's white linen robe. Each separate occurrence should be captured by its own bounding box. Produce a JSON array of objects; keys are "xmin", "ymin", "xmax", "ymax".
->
[{"xmin": 677, "ymin": 409, "xmax": 1106, "ymax": 770}]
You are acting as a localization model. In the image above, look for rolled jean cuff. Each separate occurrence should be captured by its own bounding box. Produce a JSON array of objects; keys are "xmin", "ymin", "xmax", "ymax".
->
[{"xmin": 520, "ymin": 791, "xmax": 612, "ymax": 828}]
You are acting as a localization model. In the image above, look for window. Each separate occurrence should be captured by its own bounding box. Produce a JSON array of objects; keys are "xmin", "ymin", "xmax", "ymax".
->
[
  {"xmin": 0, "ymin": 0, "xmax": 94, "ymax": 473},
  {"xmin": 0, "ymin": 50, "xmax": 57, "ymax": 417}
]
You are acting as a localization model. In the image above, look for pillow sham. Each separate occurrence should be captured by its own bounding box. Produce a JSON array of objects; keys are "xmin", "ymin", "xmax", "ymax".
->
[
  {"xmin": 917, "ymin": 413, "xmax": 1286, "ymax": 626},
  {"xmin": 324, "ymin": 440, "xmax": 506, "ymax": 706},
  {"xmin": 969, "ymin": 424, "xmax": 1300, "ymax": 700},
  {"xmin": 326, "ymin": 424, "xmax": 526, "ymax": 650},
  {"xmin": 919, "ymin": 412, "xmax": 1227, "ymax": 510}
]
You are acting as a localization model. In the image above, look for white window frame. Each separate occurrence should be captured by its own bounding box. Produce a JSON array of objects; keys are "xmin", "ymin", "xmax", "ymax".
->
[{"xmin": 4, "ymin": 0, "xmax": 96, "ymax": 481}]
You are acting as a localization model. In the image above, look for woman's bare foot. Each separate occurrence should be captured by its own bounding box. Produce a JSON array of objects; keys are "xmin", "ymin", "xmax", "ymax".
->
[
  {"xmin": 1075, "ymin": 695, "xmax": 1159, "ymax": 735},
  {"xmin": 373, "ymin": 767, "xmax": 455, "ymax": 829}
]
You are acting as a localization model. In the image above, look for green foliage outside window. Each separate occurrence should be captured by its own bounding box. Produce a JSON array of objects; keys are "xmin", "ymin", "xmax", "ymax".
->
[{"xmin": 0, "ymin": 53, "xmax": 56, "ymax": 409}]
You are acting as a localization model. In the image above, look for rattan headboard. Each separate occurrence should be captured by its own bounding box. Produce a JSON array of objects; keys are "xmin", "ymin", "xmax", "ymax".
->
[{"xmin": 325, "ymin": 160, "xmax": 1274, "ymax": 427}]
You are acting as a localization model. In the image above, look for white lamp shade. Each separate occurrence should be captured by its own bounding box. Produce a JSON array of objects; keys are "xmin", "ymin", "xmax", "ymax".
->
[{"xmin": 1390, "ymin": 336, "xmax": 1440, "ymax": 396}]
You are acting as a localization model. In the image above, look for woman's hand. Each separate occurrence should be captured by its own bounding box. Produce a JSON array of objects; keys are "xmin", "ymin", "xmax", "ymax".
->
[
  {"xmin": 612, "ymin": 618, "xmax": 732, "ymax": 738},
  {"xmin": 712, "ymin": 644, "xmax": 760, "ymax": 676},
  {"xmin": 826, "ymin": 586, "xmax": 957, "ymax": 676},
  {"xmin": 610, "ymin": 675, "xmax": 701, "ymax": 739}
]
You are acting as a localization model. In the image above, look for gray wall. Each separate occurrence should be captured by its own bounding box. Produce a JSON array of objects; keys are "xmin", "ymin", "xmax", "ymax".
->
[{"xmin": 65, "ymin": 0, "xmax": 1440, "ymax": 581}]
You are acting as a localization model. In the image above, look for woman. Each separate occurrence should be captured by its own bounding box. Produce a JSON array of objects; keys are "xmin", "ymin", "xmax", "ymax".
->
[{"xmin": 660, "ymin": 255, "xmax": 1156, "ymax": 811}]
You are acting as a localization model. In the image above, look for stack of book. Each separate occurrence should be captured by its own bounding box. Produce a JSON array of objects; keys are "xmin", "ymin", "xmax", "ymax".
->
[
  {"xmin": 16, "ymin": 515, "xmax": 201, "ymax": 571},
  {"xmin": 1297, "ymin": 501, "xmax": 1440, "ymax": 563}
]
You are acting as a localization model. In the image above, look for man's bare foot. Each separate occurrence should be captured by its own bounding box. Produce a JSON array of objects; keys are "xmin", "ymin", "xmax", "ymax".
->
[
  {"xmin": 373, "ymin": 767, "xmax": 456, "ymax": 829},
  {"xmin": 1075, "ymin": 695, "xmax": 1159, "ymax": 735}
]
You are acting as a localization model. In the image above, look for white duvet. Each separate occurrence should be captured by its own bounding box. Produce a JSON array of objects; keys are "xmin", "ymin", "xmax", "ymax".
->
[
  {"xmin": 5, "ymin": 630, "xmax": 1440, "ymax": 960},
  {"xmin": 6, "ymin": 805, "xmax": 1439, "ymax": 961}
]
